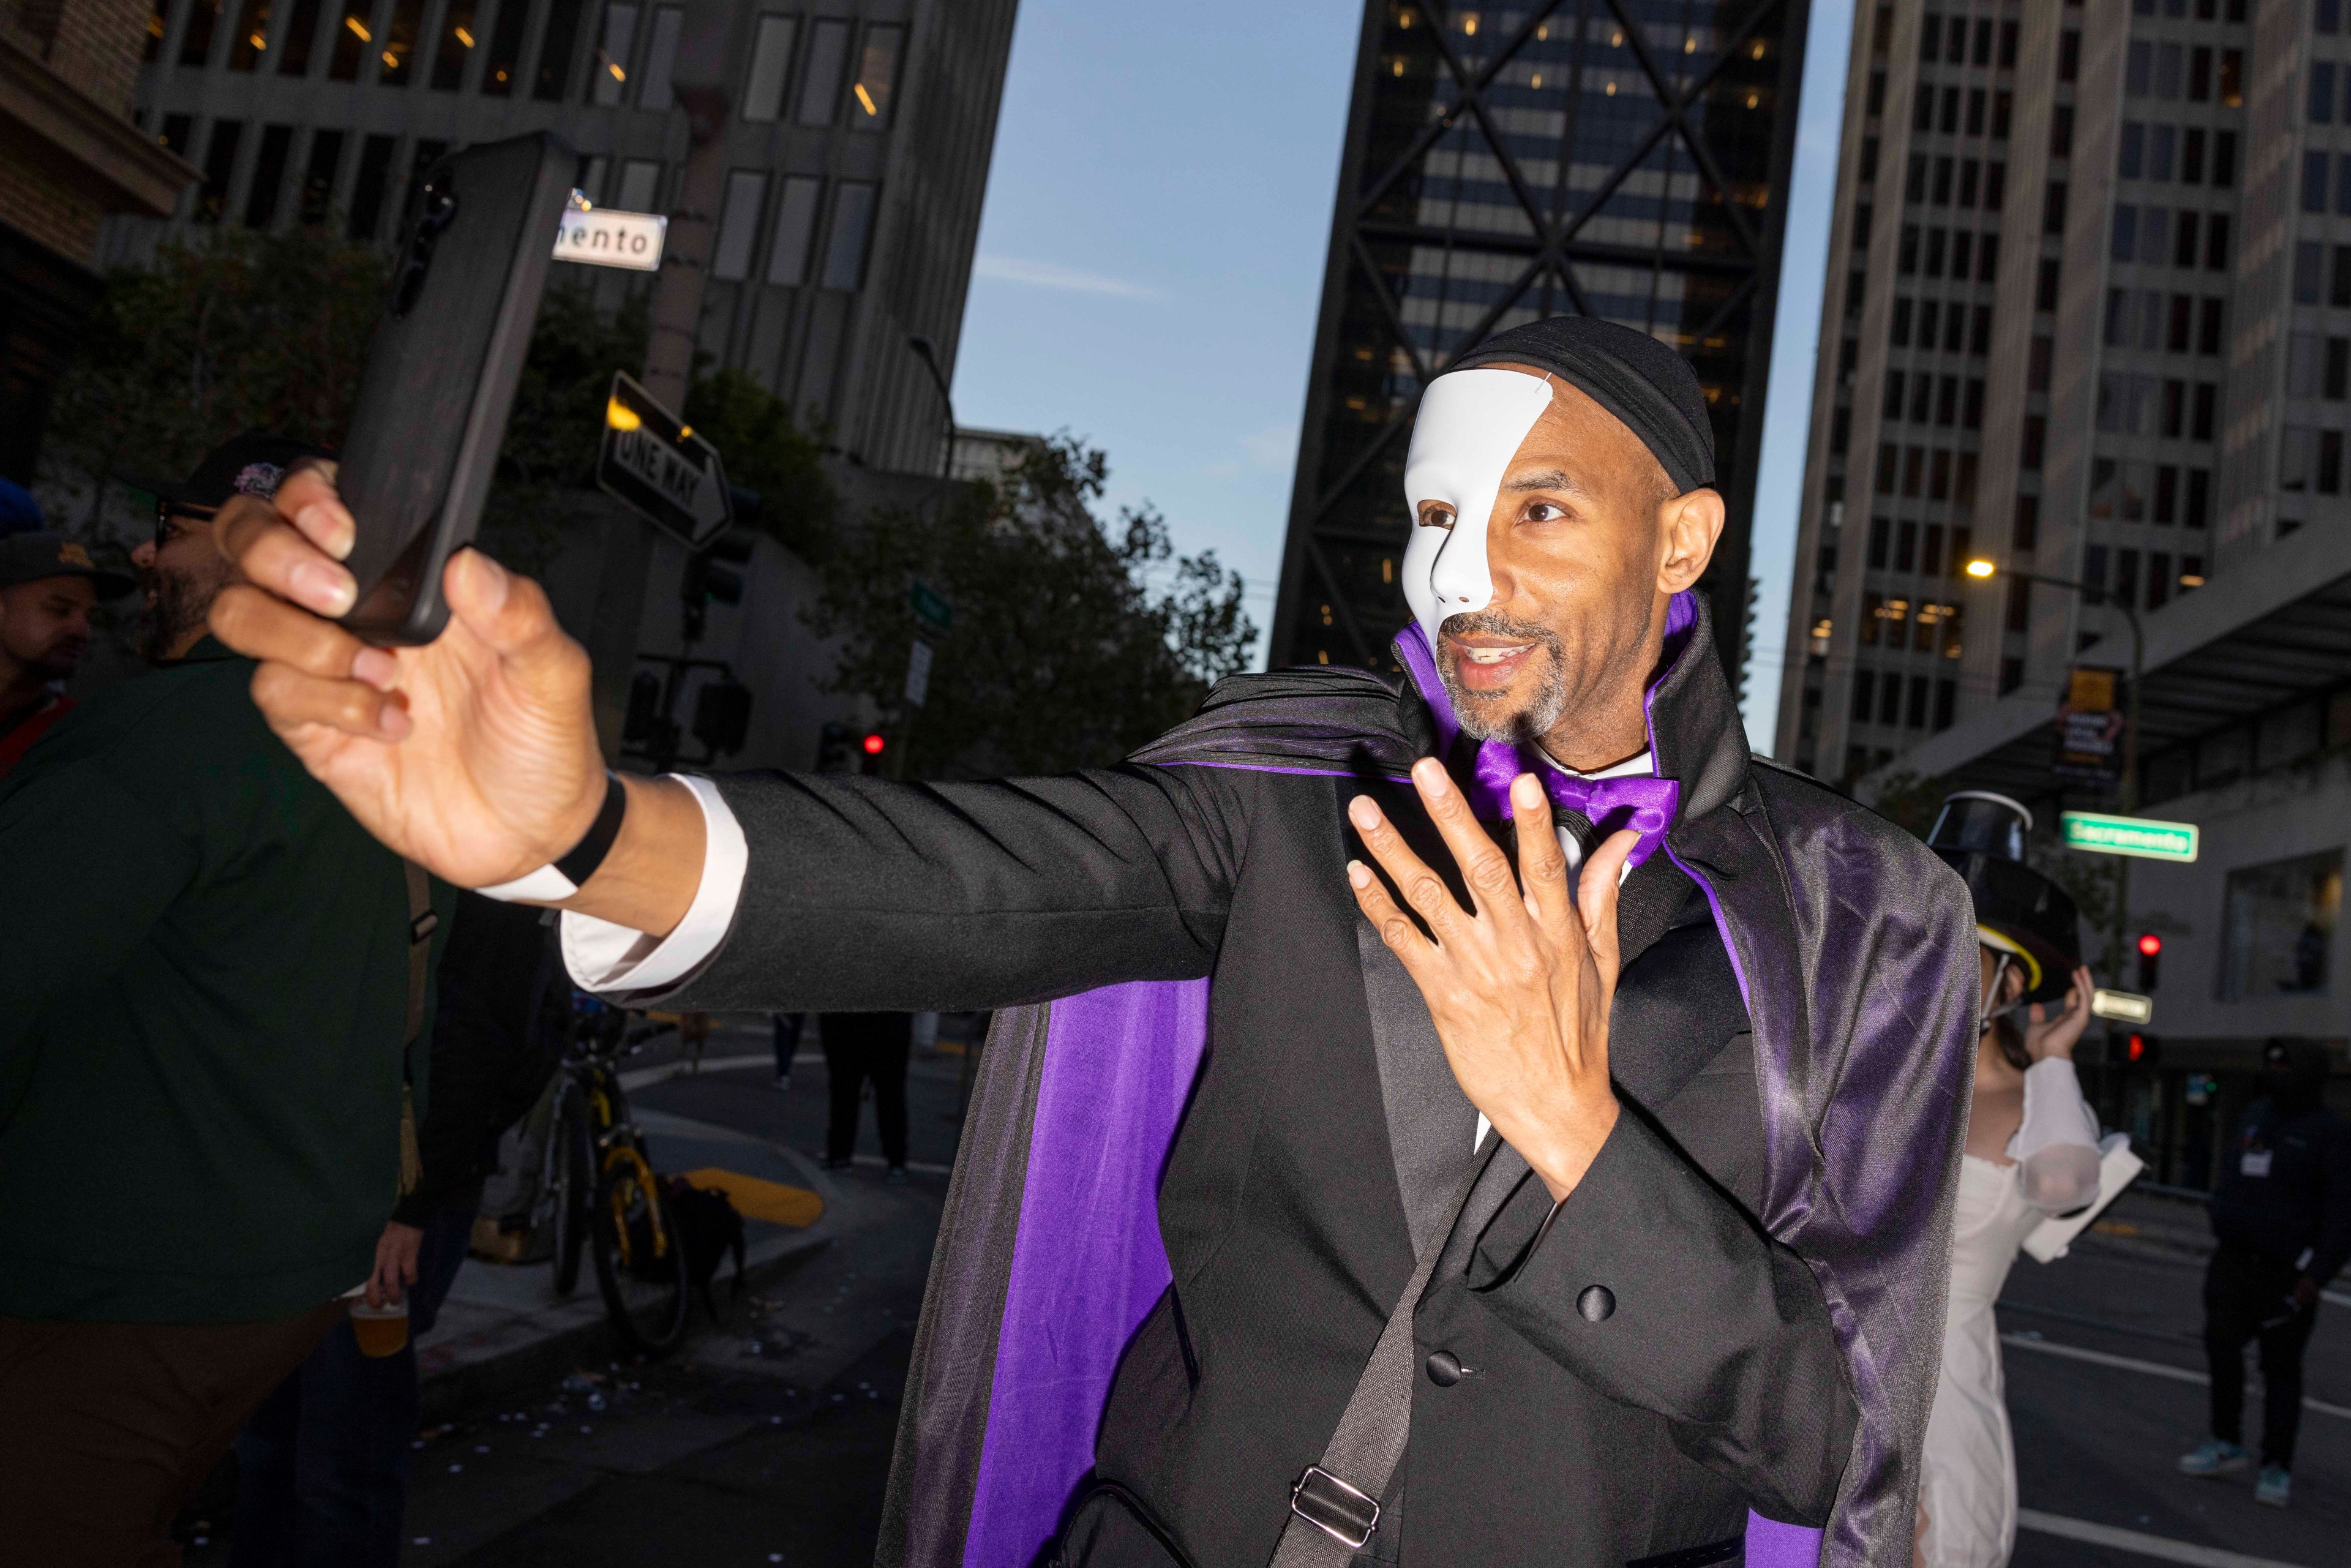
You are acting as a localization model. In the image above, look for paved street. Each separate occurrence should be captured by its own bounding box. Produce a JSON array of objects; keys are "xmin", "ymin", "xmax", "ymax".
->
[{"xmin": 176, "ymin": 1040, "xmax": 2347, "ymax": 1568}]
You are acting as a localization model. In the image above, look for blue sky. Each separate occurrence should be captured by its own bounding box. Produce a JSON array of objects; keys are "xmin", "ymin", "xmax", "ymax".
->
[{"xmin": 950, "ymin": 0, "xmax": 1853, "ymax": 757}]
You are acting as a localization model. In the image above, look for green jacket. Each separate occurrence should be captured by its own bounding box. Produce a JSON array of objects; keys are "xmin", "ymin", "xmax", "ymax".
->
[{"xmin": 0, "ymin": 638, "xmax": 451, "ymax": 1322}]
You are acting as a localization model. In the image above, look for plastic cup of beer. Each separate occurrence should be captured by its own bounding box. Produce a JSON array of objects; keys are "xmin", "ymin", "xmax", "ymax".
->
[{"xmin": 349, "ymin": 1297, "xmax": 410, "ymax": 1358}]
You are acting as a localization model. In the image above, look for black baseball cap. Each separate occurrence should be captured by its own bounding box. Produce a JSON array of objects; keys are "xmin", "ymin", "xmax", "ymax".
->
[
  {"xmin": 0, "ymin": 531, "xmax": 136, "ymax": 599},
  {"xmin": 118, "ymin": 433, "xmax": 334, "ymax": 511}
]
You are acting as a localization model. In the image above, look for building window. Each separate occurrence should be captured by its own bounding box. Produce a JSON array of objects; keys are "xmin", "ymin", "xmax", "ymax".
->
[
  {"xmin": 590, "ymin": 3, "xmax": 638, "ymax": 107},
  {"xmin": 2306, "ymin": 151, "xmax": 2331, "ymax": 214},
  {"xmin": 1934, "ymin": 678, "xmax": 1956, "ymax": 730},
  {"xmin": 276, "ymin": 0, "xmax": 322, "ymax": 74},
  {"xmin": 197, "ymin": 119, "xmax": 244, "ymax": 223},
  {"xmin": 298, "ymin": 128, "xmax": 343, "ymax": 223},
  {"xmin": 820, "ymin": 180, "xmax": 877, "ymax": 290},
  {"xmin": 347, "ymin": 132, "xmax": 397, "ymax": 241},
  {"xmin": 481, "ymin": 0, "xmax": 528, "ymax": 93},
  {"xmin": 380, "ymin": 0, "xmax": 425, "ymax": 86},
  {"xmin": 536, "ymin": 0, "xmax": 590, "ymax": 101},
  {"xmin": 2219, "ymin": 850, "xmax": 2341, "ymax": 999},
  {"xmin": 1852, "ymin": 669, "xmax": 1877, "ymax": 721},
  {"xmin": 614, "ymin": 157, "xmax": 661, "ymax": 212},
  {"xmin": 849, "ymin": 23, "xmax": 903, "ymax": 131},
  {"xmin": 328, "ymin": 0, "xmax": 369, "ymax": 80},
  {"xmin": 226, "ymin": 0, "xmax": 271, "ymax": 70},
  {"xmin": 2186, "ymin": 468, "xmax": 2211, "ymax": 527},
  {"xmin": 637, "ymin": 5, "xmax": 682, "ymax": 110},
  {"xmin": 797, "ymin": 17, "xmax": 851, "ymax": 126},
  {"xmin": 2313, "ymin": 61, "xmax": 2337, "ymax": 123},
  {"xmin": 765, "ymin": 174, "xmax": 823, "ymax": 285},
  {"xmin": 245, "ymin": 122, "xmax": 294, "ymax": 227},
  {"xmin": 431, "ymin": 0, "xmax": 478, "ymax": 89},
  {"xmin": 2014, "ymin": 494, "xmax": 2039, "ymax": 550},
  {"xmin": 181, "ymin": 0, "xmax": 224, "ymax": 66},
  {"xmin": 741, "ymin": 14, "xmax": 800, "ymax": 122},
  {"xmin": 2000, "ymin": 657, "xmax": 2023, "ymax": 694},
  {"xmin": 710, "ymin": 170, "xmax": 765, "ymax": 281}
]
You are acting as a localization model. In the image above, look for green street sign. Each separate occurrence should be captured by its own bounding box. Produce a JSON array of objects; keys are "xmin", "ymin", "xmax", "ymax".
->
[
  {"xmin": 909, "ymin": 580, "xmax": 953, "ymax": 631},
  {"xmin": 2060, "ymin": 811, "xmax": 2199, "ymax": 863}
]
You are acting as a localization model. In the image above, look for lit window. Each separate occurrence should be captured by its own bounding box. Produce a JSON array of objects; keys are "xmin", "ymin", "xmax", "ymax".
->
[{"xmin": 849, "ymin": 24, "xmax": 903, "ymax": 132}]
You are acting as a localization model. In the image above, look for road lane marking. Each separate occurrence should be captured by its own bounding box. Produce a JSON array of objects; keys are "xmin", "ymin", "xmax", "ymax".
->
[
  {"xmin": 2001, "ymin": 1334, "xmax": 2351, "ymax": 1420},
  {"xmin": 2017, "ymin": 1509, "xmax": 2314, "ymax": 1567}
]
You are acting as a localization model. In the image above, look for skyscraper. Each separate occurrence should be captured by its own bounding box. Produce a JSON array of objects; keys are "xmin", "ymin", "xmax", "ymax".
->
[
  {"xmin": 1780, "ymin": 0, "xmax": 2351, "ymax": 1187},
  {"xmin": 112, "ymin": 0, "xmax": 1014, "ymax": 474},
  {"xmin": 1271, "ymin": 0, "xmax": 1811, "ymax": 685}
]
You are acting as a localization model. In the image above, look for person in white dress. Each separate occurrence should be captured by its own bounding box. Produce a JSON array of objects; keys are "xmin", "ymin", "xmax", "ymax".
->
[{"xmin": 1915, "ymin": 793, "xmax": 2107, "ymax": 1568}]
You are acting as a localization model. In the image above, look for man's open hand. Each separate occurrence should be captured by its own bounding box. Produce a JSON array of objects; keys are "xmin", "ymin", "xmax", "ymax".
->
[
  {"xmin": 208, "ymin": 465, "xmax": 703, "ymax": 934},
  {"xmin": 1346, "ymin": 760, "xmax": 1637, "ymax": 1202}
]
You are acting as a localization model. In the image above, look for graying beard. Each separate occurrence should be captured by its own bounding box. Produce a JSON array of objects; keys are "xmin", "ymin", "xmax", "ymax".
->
[{"xmin": 1436, "ymin": 636, "xmax": 1570, "ymax": 743}]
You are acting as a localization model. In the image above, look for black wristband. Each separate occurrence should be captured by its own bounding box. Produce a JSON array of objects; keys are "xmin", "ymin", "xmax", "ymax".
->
[{"xmin": 554, "ymin": 771, "xmax": 628, "ymax": 890}]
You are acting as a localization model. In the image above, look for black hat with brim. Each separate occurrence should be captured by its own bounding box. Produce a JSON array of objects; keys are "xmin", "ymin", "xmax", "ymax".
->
[
  {"xmin": 1937, "ymin": 848, "xmax": 2082, "ymax": 1003},
  {"xmin": 0, "ymin": 530, "xmax": 136, "ymax": 599},
  {"xmin": 116, "ymin": 432, "xmax": 333, "ymax": 511}
]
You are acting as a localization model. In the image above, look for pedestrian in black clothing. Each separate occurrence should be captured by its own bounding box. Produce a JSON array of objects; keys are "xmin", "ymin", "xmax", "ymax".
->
[
  {"xmin": 2177, "ymin": 1038, "xmax": 2350, "ymax": 1509},
  {"xmin": 819, "ymin": 1011, "xmax": 911, "ymax": 1176},
  {"xmin": 233, "ymin": 894, "xmax": 559, "ymax": 1565}
]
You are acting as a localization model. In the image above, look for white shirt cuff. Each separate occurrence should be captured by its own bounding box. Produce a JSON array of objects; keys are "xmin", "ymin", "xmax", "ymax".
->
[{"xmin": 559, "ymin": 774, "xmax": 749, "ymax": 994}]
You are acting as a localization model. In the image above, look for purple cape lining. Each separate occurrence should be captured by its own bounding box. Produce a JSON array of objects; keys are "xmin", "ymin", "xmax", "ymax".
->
[{"xmin": 962, "ymin": 591, "xmax": 1821, "ymax": 1568}]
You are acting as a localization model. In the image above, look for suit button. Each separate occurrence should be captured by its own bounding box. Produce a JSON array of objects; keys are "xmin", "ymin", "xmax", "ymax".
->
[
  {"xmin": 1577, "ymin": 1285, "xmax": 1615, "ymax": 1322},
  {"xmin": 1424, "ymin": 1349, "xmax": 1463, "ymax": 1387}
]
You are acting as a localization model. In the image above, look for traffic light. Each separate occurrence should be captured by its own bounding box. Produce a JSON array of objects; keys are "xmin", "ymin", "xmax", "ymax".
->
[
  {"xmin": 2136, "ymin": 931, "xmax": 2162, "ymax": 991},
  {"xmin": 2112, "ymin": 1032, "xmax": 2161, "ymax": 1068},
  {"xmin": 679, "ymin": 531, "xmax": 755, "ymax": 642}
]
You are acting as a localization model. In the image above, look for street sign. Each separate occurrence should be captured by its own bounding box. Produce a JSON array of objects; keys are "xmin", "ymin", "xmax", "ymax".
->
[
  {"xmin": 904, "ymin": 639, "xmax": 934, "ymax": 707},
  {"xmin": 553, "ymin": 203, "xmax": 667, "ymax": 271},
  {"xmin": 2090, "ymin": 988, "xmax": 2155, "ymax": 1025},
  {"xmin": 2059, "ymin": 811, "xmax": 2200, "ymax": 863},
  {"xmin": 909, "ymin": 580, "xmax": 953, "ymax": 631},
  {"xmin": 597, "ymin": 372, "xmax": 732, "ymax": 550}
]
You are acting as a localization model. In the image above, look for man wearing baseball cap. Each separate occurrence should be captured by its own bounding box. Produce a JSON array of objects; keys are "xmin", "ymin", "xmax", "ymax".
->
[
  {"xmin": 0, "ymin": 433, "xmax": 454, "ymax": 1561},
  {"xmin": 0, "ymin": 527, "xmax": 133, "ymax": 778}
]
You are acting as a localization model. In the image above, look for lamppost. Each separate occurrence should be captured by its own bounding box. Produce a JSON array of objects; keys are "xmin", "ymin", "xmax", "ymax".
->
[{"xmin": 1965, "ymin": 557, "xmax": 2146, "ymax": 971}]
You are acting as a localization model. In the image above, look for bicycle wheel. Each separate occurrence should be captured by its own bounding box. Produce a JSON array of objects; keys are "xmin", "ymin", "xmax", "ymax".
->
[
  {"xmin": 590, "ymin": 1152, "xmax": 691, "ymax": 1357},
  {"xmin": 550, "ymin": 1084, "xmax": 597, "ymax": 1296}
]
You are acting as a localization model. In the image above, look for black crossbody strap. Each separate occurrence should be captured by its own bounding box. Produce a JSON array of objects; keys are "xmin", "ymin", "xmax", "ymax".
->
[{"xmin": 1269, "ymin": 1131, "xmax": 1501, "ymax": 1567}]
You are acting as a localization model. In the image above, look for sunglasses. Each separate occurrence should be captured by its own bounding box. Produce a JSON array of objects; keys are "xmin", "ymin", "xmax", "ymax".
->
[{"xmin": 153, "ymin": 500, "xmax": 219, "ymax": 549}]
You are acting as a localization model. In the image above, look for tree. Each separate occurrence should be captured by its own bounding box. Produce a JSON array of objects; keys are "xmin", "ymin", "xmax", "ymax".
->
[
  {"xmin": 807, "ymin": 433, "xmax": 1256, "ymax": 778},
  {"xmin": 683, "ymin": 367, "xmax": 834, "ymax": 558}
]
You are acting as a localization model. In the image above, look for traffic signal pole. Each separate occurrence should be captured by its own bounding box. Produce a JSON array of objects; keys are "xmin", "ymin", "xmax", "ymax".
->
[{"xmin": 586, "ymin": 0, "xmax": 736, "ymax": 762}]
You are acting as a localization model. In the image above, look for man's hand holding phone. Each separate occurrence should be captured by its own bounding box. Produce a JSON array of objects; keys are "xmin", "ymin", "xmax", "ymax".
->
[{"xmin": 208, "ymin": 465, "xmax": 705, "ymax": 936}]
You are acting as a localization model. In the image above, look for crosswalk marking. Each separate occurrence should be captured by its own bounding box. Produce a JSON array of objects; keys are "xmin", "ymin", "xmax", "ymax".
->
[
  {"xmin": 2016, "ymin": 1509, "xmax": 2312, "ymax": 1568},
  {"xmin": 2000, "ymin": 1334, "xmax": 2351, "ymax": 1420}
]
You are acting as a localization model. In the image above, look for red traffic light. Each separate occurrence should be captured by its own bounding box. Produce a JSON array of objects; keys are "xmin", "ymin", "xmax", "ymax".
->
[
  {"xmin": 2137, "ymin": 932, "xmax": 2163, "ymax": 957},
  {"xmin": 2128, "ymin": 1033, "xmax": 2148, "ymax": 1062},
  {"xmin": 861, "ymin": 732, "xmax": 887, "ymax": 756}
]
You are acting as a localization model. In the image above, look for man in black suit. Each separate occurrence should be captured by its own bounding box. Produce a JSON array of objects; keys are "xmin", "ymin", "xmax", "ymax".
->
[{"xmin": 210, "ymin": 318, "xmax": 1977, "ymax": 1568}]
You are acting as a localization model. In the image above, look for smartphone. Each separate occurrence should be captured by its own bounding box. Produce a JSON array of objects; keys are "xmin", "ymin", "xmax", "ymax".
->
[{"xmin": 337, "ymin": 132, "xmax": 577, "ymax": 643}]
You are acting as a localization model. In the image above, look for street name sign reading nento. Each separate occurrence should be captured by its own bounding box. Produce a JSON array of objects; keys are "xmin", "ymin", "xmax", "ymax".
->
[
  {"xmin": 597, "ymin": 372, "xmax": 731, "ymax": 550},
  {"xmin": 553, "ymin": 203, "xmax": 667, "ymax": 271},
  {"xmin": 2059, "ymin": 811, "xmax": 2199, "ymax": 863}
]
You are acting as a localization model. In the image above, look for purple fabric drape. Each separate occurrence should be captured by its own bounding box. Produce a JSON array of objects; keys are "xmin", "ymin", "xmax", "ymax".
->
[{"xmin": 963, "ymin": 979, "xmax": 1212, "ymax": 1568}]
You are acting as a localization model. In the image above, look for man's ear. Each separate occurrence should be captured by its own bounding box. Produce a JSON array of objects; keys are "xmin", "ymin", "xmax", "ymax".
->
[{"xmin": 1655, "ymin": 486, "xmax": 1724, "ymax": 594}]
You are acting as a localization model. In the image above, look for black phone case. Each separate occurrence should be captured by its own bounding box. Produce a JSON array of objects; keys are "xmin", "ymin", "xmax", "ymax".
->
[{"xmin": 338, "ymin": 132, "xmax": 577, "ymax": 644}]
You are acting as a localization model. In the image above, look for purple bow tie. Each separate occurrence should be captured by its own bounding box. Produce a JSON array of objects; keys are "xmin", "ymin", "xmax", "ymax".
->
[{"xmin": 1392, "ymin": 624, "xmax": 1682, "ymax": 871}]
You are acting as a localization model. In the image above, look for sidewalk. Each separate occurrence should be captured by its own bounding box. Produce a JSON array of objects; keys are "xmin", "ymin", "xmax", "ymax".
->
[{"xmin": 414, "ymin": 1105, "xmax": 836, "ymax": 1422}]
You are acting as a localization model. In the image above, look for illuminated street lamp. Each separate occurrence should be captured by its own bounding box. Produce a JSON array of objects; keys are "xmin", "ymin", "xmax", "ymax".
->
[{"xmin": 1965, "ymin": 556, "xmax": 2148, "ymax": 975}]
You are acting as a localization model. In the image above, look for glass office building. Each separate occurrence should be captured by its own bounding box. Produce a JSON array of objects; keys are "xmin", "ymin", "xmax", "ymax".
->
[{"xmin": 1272, "ymin": 0, "xmax": 1809, "ymax": 685}]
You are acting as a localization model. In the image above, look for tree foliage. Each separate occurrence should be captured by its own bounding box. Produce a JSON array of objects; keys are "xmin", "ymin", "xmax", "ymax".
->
[
  {"xmin": 39, "ymin": 239, "xmax": 831, "ymax": 574},
  {"xmin": 807, "ymin": 433, "xmax": 1256, "ymax": 778}
]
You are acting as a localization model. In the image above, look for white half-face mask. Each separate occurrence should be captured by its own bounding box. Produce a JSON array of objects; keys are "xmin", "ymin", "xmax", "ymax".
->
[{"xmin": 1400, "ymin": 369, "xmax": 1556, "ymax": 648}]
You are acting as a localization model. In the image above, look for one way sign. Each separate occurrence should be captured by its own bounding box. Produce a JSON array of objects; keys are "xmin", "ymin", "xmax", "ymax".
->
[{"xmin": 597, "ymin": 371, "xmax": 732, "ymax": 550}]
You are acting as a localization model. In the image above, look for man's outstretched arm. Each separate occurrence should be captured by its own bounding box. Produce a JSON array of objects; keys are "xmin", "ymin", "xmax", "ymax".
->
[{"xmin": 208, "ymin": 469, "xmax": 1235, "ymax": 1006}]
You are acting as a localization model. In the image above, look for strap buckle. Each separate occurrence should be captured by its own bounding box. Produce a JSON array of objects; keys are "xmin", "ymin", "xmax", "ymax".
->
[
  {"xmin": 409, "ymin": 910, "xmax": 440, "ymax": 945},
  {"xmin": 1291, "ymin": 1465, "xmax": 1379, "ymax": 1551}
]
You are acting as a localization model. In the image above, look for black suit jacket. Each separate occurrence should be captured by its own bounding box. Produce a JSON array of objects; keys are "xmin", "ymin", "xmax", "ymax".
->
[{"xmin": 626, "ymin": 609, "xmax": 1974, "ymax": 1568}]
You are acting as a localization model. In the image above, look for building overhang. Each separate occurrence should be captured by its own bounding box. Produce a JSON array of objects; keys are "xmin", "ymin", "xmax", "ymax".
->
[
  {"xmin": 1868, "ymin": 522, "xmax": 2351, "ymax": 803},
  {"xmin": 0, "ymin": 31, "xmax": 192, "ymax": 220}
]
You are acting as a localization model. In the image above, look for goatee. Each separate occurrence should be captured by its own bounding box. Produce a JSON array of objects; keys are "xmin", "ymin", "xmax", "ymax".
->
[
  {"xmin": 141, "ymin": 570, "xmax": 209, "ymax": 664},
  {"xmin": 1437, "ymin": 610, "xmax": 1570, "ymax": 743}
]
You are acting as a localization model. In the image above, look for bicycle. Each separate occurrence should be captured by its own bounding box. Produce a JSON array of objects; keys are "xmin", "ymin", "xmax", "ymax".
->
[{"xmin": 533, "ymin": 992, "xmax": 692, "ymax": 1357}]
